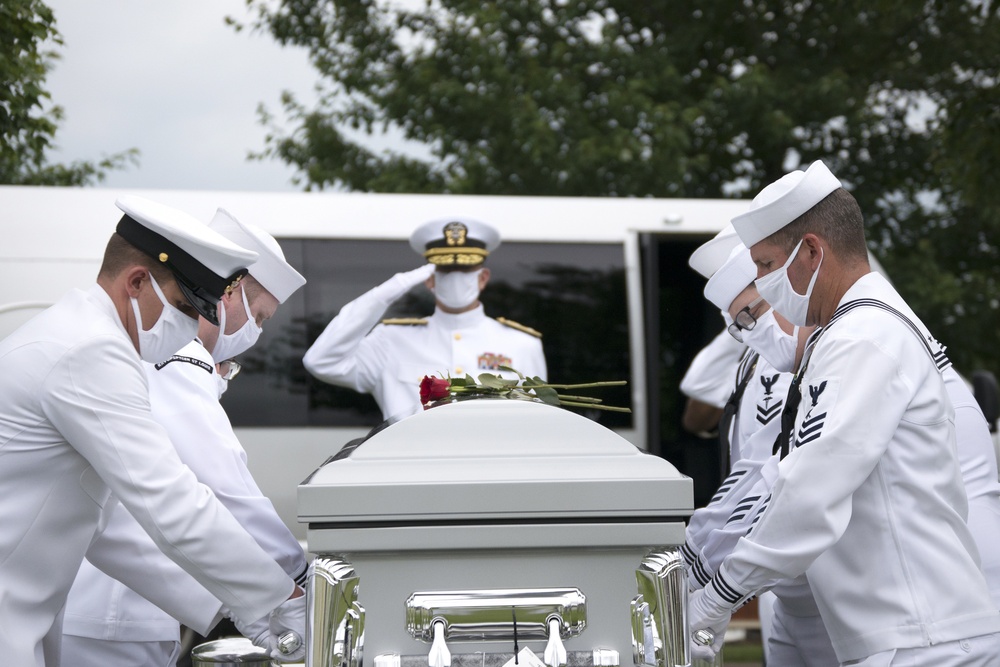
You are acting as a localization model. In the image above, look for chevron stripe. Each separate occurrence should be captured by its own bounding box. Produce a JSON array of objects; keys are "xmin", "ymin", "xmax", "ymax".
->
[
  {"xmin": 756, "ymin": 402, "xmax": 782, "ymax": 424},
  {"xmin": 711, "ymin": 469, "xmax": 747, "ymax": 502},
  {"xmin": 746, "ymin": 495, "xmax": 771, "ymax": 535},
  {"xmin": 725, "ymin": 496, "xmax": 761, "ymax": 524}
]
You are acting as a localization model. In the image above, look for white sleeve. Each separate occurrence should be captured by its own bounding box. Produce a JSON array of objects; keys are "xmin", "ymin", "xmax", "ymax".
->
[
  {"xmin": 148, "ymin": 357, "xmax": 307, "ymax": 581},
  {"xmin": 680, "ymin": 329, "xmax": 746, "ymax": 408},
  {"xmin": 85, "ymin": 503, "xmax": 224, "ymax": 635},
  {"xmin": 684, "ymin": 456, "xmax": 775, "ymax": 588},
  {"xmin": 720, "ymin": 334, "xmax": 913, "ymax": 595},
  {"xmin": 41, "ymin": 336, "xmax": 293, "ymax": 625},
  {"xmin": 302, "ymin": 274, "xmax": 422, "ymax": 392}
]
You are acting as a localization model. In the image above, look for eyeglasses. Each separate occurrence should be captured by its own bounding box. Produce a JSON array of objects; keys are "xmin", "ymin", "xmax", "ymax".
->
[
  {"xmin": 727, "ymin": 296, "xmax": 765, "ymax": 342},
  {"xmin": 216, "ymin": 359, "xmax": 242, "ymax": 381}
]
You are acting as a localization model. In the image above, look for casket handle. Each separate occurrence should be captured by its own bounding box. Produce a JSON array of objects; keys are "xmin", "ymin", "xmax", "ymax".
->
[{"xmin": 405, "ymin": 588, "xmax": 586, "ymax": 643}]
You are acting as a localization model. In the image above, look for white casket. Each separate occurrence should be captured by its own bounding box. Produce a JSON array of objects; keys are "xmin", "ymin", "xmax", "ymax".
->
[{"xmin": 298, "ymin": 399, "xmax": 694, "ymax": 667}]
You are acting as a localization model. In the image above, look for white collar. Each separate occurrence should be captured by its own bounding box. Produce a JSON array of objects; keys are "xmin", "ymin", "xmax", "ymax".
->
[{"xmin": 431, "ymin": 303, "xmax": 486, "ymax": 329}]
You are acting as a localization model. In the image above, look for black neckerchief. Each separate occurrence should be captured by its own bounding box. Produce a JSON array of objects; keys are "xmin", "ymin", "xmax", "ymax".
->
[{"xmin": 719, "ymin": 349, "xmax": 760, "ymax": 473}]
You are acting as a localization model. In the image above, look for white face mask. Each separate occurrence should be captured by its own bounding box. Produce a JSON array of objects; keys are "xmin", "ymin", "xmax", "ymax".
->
[
  {"xmin": 754, "ymin": 239, "xmax": 823, "ymax": 327},
  {"xmin": 740, "ymin": 308, "xmax": 798, "ymax": 372},
  {"xmin": 131, "ymin": 273, "xmax": 199, "ymax": 364},
  {"xmin": 211, "ymin": 286, "xmax": 262, "ymax": 363},
  {"xmin": 433, "ymin": 269, "xmax": 482, "ymax": 309}
]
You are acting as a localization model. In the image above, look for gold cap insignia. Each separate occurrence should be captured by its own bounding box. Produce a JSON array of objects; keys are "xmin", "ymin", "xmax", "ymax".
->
[
  {"xmin": 224, "ymin": 275, "xmax": 244, "ymax": 295},
  {"xmin": 443, "ymin": 221, "xmax": 468, "ymax": 247},
  {"xmin": 158, "ymin": 252, "xmax": 169, "ymax": 263}
]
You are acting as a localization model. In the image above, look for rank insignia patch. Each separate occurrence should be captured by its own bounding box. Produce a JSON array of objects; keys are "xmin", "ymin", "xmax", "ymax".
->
[
  {"xmin": 794, "ymin": 378, "xmax": 838, "ymax": 448},
  {"xmin": 756, "ymin": 373, "xmax": 783, "ymax": 425}
]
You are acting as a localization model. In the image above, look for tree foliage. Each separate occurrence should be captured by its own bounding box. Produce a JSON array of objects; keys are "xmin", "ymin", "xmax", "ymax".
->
[
  {"xmin": 242, "ymin": 0, "xmax": 1000, "ymax": 374},
  {"xmin": 0, "ymin": 0, "xmax": 136, "ymax": 185}
]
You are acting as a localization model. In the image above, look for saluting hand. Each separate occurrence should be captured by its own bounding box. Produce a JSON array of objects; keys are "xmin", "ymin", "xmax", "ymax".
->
[{"xmin": 372, "ymin": 263, "xmax": 437, "ymax": 303}]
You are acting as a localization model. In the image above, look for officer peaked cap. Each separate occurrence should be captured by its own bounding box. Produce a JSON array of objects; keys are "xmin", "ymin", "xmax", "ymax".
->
[
  {"xmin": 208, "ymin": 208, "xmax": 306, "ymax": 304},
  {"xmin": 409, "ymin": 218, "xmax": 501, "ymax": 267},
  {"xmin": 115, "ymin": 195, "xmax": 259, "ymax": 326}
]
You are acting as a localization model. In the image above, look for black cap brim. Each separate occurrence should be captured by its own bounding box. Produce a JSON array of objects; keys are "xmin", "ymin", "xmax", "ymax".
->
[{"xmin": 176, "ymin": 279, "xmax": 221, "ymax": 325}]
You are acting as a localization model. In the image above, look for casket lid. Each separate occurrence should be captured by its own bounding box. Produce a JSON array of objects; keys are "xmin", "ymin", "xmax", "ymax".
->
[{"xmin": 299, "ymin": 399, "xmax": 692, "ymax": 525}]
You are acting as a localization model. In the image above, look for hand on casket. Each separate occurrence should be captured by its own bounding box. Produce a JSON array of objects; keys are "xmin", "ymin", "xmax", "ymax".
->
[
  {"xmin": 269, "ymin": 589, "xmax": 307, "ymax": 662},
  {"xmin": 230, "ymin": 610, "xmax": 270, "ymax": 651},
  {"xmin": 688, "ymin": 585, "xmax": 731, "ymax": 662}
]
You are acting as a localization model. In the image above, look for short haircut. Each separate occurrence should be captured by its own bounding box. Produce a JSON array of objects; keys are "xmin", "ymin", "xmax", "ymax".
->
[
  {"xmin": 767, "ymin": 189, "xmax": 868, "ymax": 261},
  {"xmin": 240, "ymin": 274, "xmax": 264, "ymax": 302},
  {"xmin": 98, "ymin": 233, "xmax": 174, "ymax": 284}
]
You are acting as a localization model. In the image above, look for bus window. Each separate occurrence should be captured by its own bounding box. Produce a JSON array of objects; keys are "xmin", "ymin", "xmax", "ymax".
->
[{"xmin": 222, "ymin": 239, "xmax": 631, "ymax": 429}]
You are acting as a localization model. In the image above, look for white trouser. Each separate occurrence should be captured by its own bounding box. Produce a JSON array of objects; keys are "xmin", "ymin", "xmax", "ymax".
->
[
  {"xmin": 842, "ymin": 632, "xmax": 1000, "ymax": 666},
  {"xmin": 768, "ymin": 598, "xmax": 837, "ymax": 666},
  {"xmin": 61, "ymin": 635, "xmax": 180, "ymax": 667},
  {"xmin": 757, "ymin": 590, "xmax": 776, "ymax": 660}
]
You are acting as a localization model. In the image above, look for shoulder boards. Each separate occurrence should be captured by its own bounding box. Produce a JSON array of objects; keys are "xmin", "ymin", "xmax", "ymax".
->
[
  {"xmin": 153, "ymin": 355, "xmax": 214, "ymax": 374},
  {"xmin": 381, "ymin": 317, "xmax": 429, "ymax": 326},
  {"xmin": 497, "ymin": 317, "xmax": 542, "ymax": 338}
]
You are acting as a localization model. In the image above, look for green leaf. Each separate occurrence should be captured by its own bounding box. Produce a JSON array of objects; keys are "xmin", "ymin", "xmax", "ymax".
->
[
  {"xmin": 498, "ymin": 365, "xmax": 524, "ymax": 379},
  {"xmin": 531, "ymin": 385, "xmax": 561, "ymax": 406},
  {"xmin": 477, "ymin": 373, "xmax": 507, "ymax": 389}
]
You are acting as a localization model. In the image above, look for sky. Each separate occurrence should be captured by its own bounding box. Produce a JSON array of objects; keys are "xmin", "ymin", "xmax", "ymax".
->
[{"xmin": 44, "ymin": 1, "xmax": 322, "ymax": 192}]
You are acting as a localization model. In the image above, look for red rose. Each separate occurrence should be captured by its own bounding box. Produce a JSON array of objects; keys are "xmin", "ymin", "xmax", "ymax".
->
[{"xmin": 420, "ymin": 376, "xmax": 451, "ymax": 405}]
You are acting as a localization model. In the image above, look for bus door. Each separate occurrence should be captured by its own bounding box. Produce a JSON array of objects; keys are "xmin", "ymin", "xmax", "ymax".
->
[{"xmin": 636, "ymin": 230, "xmax": 726, "ymax": 508}]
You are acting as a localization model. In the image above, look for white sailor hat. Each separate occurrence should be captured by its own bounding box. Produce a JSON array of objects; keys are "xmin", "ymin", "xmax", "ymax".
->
[
  {"xmin": 688, "ymin": 224, "xmax": 741, "ymax": 279},
  {"xmin": 409, "ymin": 218, "xmax": 501, "ymax": 267},
  {"xmin": 704, "ymin": 244, "xmax": 756, "ymax": 312},
  {"xmin": 732, "ymin": 160, "xmax": 843, "ymax": 248},
  {"xmin": 115, "ymin": 195, "xmax": 258, "ymax": 326},
  {"xmin": 207, "ymin": 209, "xmax": 306, "ymax": 304}
]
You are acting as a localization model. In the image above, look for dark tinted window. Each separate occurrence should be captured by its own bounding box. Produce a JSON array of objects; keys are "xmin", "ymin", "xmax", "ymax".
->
[{"xmin": 223, "ymin": 239, "xmax": 631, "ymax": 429}]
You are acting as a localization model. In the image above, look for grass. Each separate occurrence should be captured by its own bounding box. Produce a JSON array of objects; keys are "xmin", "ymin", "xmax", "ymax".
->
[{"xmin": 721, "ymin": 630, "xmax": 765, "ymax": 665}]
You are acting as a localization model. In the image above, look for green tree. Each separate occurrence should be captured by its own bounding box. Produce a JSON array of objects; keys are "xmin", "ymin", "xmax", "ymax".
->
[
  {"xmin": 0, "ymin": 0, "xmax": 136, "ymax": 185},
  {"xmin": 241, "ymin": 0, "xmax": 1000, "ymax": 374}
]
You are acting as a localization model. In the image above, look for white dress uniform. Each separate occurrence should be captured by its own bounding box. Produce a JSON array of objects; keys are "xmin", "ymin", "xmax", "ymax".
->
[
  {"xmin": 0, "ymin": 286, "xmax": 293, "ymax": 667},
  {"xmin": 61, "ymin": 340, "xmax": 308, "ymax": 664},
  {"xmin": 684, "ymin": 355, "xmax": 839, "ymax": 666},
  {"xmin": 304, "ymin": 298, "xmax": 547, "ymax": 421},
  {"xmin": 685, "ymin": 355, "xmax": 791, "ymax": 579},
  {"xmin": 679, "ymin": 328, "xmax": 747, "ymax": 410},
  {"xmin": 306, "ymin": 217, "xmax": 546, "ymax": 421},
  {"xmin": 700, "ymin": 273, "xmax": 1000, "ymax": 663}
]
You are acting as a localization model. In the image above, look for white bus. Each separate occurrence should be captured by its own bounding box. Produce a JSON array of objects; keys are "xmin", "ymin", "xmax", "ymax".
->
[{"xmin": 2, "ymin": 185, "xmax": 753, "ymax": 539}]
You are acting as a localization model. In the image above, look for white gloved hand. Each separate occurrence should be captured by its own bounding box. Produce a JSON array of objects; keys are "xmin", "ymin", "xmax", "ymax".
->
[
  {"xmin": 269, "ymin": 591, "xmax": 307, "ymax": 663},
  {"xmin": 371, "ymin": 264, "xmax": 436, "ymax": 303},
  {"xmin": 230, "ymin": 611, "xmax": 270, "ymax": 651},
  {"xmin": 688, "ymin": 584, "xmax": 732, "ymax": 663}
]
